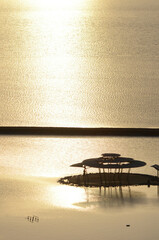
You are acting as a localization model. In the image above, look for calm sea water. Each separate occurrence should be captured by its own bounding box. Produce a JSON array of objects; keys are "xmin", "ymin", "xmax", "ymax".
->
[
  {"xmin": 0, "ymin": 0, "xmax": 159, "ymax": 127},
  {"xmin": 0, "ymin": 135, "xmax": 159, "ymax": 240},
  {"xmin": 0, "ymin": 136, "xmax": 158, "ymax": 177}
]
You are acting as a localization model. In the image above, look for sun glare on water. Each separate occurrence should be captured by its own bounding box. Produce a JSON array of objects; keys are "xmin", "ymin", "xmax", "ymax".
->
[
  {"xmin": 47, "ymin": 185, "xmax": 86, "ymax": 209},
  {"xmin": 26, "ymin": 0, "xmax": 85, "ymax": 10}
]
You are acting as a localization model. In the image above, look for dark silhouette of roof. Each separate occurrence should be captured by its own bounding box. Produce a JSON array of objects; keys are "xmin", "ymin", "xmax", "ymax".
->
[
  {"xmin": 70, "ymin": 153, "xmax": 146, "ymax": 169},
  {"xmin": 151, "ymin": 165, "xmax": 159, "ymax": 171}
]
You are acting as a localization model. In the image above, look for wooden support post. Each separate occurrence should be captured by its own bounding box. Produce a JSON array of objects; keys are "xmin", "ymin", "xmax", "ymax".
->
[{"xmin": 103, "ymin": 168, "xmax": 107, "ymax": 187}]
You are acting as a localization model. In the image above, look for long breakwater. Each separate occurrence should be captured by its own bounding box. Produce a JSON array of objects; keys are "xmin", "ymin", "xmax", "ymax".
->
[{"xmin": 0, "ymin": 127, "xmax": 158, "ymax": 136}]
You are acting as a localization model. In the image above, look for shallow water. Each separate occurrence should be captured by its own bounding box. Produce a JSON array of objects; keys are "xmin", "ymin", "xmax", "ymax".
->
[
  {"xmin": 0, "ymin": 175, "xmax": 159, "ymax": 240},
  {"xmin": 0, "ymin": 136, "xmax": 159, "ymax": 239}
]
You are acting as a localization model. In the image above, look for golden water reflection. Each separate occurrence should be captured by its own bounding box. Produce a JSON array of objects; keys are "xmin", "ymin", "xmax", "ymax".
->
[
  {"xmin": 25, "ymin": 0, "xmax": 86, "ymax": 10},
  {"xmin": 47, "ymin": 185, "xmax": 86, "ymax": 209},
  {"xmin": 1, "ymin": 136, "xmax": 159, "ymax": 178},
  {"xmin": 1, "ymin": 175, "xmax": 159, "ymax": 240},
  {"xmin": 46, "ymin": 182, "xmax": 159, "ymax": 210},
  {"xmin": 20, "ymin": 1, "xmax": 92, "ymax": 127}
]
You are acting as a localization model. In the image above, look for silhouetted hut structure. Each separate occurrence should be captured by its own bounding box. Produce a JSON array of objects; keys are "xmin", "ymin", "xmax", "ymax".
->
[
  {"xmin": 70, "ymin": 153, "xmax": 146, "ymax": 174},
  {"xmin": 59, "ymin": 153, "xmax": 159, "ymax": 187}
]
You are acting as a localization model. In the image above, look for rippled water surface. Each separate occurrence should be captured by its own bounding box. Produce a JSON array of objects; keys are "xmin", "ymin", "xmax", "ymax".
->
[
  {"xmin": 0, "ymin": 0, "xmax": 159, "ymax": 127},
  {"xmin": 0, "ymin": 136, "xmax": 159, "ymax": 177}
]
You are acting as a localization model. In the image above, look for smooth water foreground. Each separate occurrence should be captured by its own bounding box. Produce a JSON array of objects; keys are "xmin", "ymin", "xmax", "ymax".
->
[
  {"xmin": 0, "ymin": 176, "xmax": 159, "ymax": 240},
  {"xmin": 0, "ymin": 136, "xmax": 159, "ymax": 240}
]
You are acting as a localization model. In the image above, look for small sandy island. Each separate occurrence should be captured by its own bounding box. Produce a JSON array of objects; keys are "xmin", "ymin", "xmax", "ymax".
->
[{"xmin": 59, "ymin": 172, "xmax": 159, "ymax": 187}]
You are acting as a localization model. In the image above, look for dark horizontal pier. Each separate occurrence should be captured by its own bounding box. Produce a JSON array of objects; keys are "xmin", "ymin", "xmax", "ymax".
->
[{"xmin": 0, "ymin": 126, "xmax": 158, "ymax": 136}]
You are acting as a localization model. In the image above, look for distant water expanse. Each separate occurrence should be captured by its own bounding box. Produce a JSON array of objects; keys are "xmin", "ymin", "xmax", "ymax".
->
[{"xmin": 0, "ymin": 0, "xmax": 159, "ymax": 128}]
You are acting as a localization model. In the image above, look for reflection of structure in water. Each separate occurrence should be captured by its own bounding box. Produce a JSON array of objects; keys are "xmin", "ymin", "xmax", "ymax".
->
[
  {"xmin": 74, "ymin": 185, "xmax": 148, "ymax": 209},
  {"xmin": 59, "ymin": 153, "xmax": 159, "ymax": 187}
]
